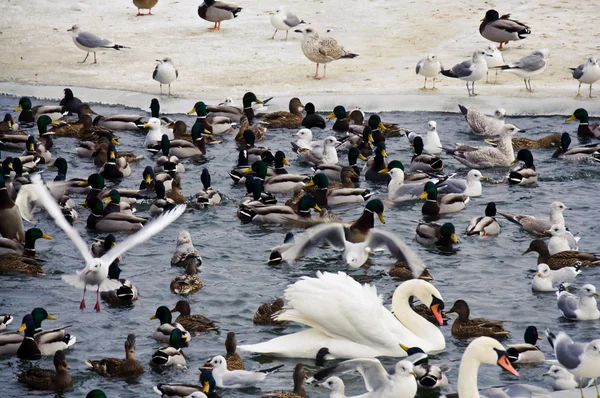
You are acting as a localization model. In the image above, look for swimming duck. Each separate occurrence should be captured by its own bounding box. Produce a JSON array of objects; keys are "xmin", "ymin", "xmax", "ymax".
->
[
  {"xmin": 47, "ymin": 104, "xmax": 96, "ymax": 138},
  {"xmin": 366, "ymin": 115, "xmax": 389, "ymax": 144},
  {"xmin": 552, "ymin": 132, "xmax": 600, "ymax": 160},
  {"xmin": 76, "ymin": 114, "xmax": 114, "ymax": 143},
  {"xmin": 254, "ymin": 298, "xmax": 285, "ymax": 325},
  {"xmin": 207, "ymin": 92, "xmax": 264, "ymax": 123},
  {"xmin": 260, "ymin": 98, "xmax": 304, "ymax": 129},
  {"xmin": 167, "ymin": 175, "xmax": 186, "ymax": 205},
  {"xmin": 152, "ymin": 136, "xmax": 187, "ymax": 173},
  {"xmin": 410, "ymin": 136, "xmax": 443, "ymax": 173},
  {"xmin": 221, "ymin": 94, "xmax": 272, "ymax": 116},
  {"xmin": 507, "ymin": 326, "xmax": 544, "ymax": 364},
  {"xmin": 222, "ymin": 331, "xmax": 245, "ymax": 370},
  {"xmin": 301, "ymin": 102, "xmax": 326, "ymax": 129},
  {"xmin": 16, "ymin": 350, "xmax": 73, "ymax": 390},
  {"xmin": 262, "ymin": 363, "xmax": 306, "ymax": 398},
  {"xmin": 240, "ymin": 175, "xmax": 277, "ymax": 207},
  {"xmin": 60, "ymin": 88, "xmax": 82, "ymax": 114},
  {"xmin": 100, "ymin": 261, "xmax": 139, "ymax": 304},
  {"xmin": 86, "ymin": 334, "xmax": 144, "ymax": 377},
  {"xmin": 297, "ymin": 136, "xmax": 339, "ymax": 166},
  {"xmin": 246, "ymin": 161, "xmax": 309, "ymax": 193},
  {"xmin": 170, "ymin": 300, "xmax": 219, "ymax": 333},
  {"xmin": 508, "ymin": 149, "xmax": 537, "ymax": 185},
  {"xmin": 398, "ymin": 345, "xmax": 448, "ymax": 389},
  {"xmin": 479, "ymin": 9, "xmax": 530, "ymax": 50},
  {"xmin": 485, "ymin": 133, "xmax": 562, "ymax": 149},
  {"xmin": 48, "ymin": 158, "xmax": 89, "ymax": 192},
  {"xmin": 102, "ymin": 190, "xmax": 136, "ymax": 215},
  {"xmin": 86, "ymin": 197, "xmax": 146, "ymax": 232},
  {"xmin": 14, "ymin": 97, "xmax": 63, "ymax": 124},
  {"xmin": 239, "ymin": 129, "xmax": 269, "ymax": 163},
  {"xmin": 0, "ymin": 173, "xmax": 24, "ymax": 242},
  {"xmin": 150, "ymin": 306, "xmax": 192, "ymax": 344},
  {"xmin": 522, "ymin": 239, "xmax": 600, "ymax": 269},
  {"xmin": 93, "ymin": 113, "xmax": 145, "ymax": 131},
  {"xmin": 415, "ymin": 222, "xmax": 458, "ymax": 247},
  {"xmin": 349, "ymin": 110, "xmax": 401, "ymax": 137},
  {"xmin": 304, "ymin": 173, "xmax": 372, "ymax": 207},
  {"xmin": 389, "ymin": 261, "xmax": 434, "ymax": 280},
  {"xmin": 15, "ymin": 315, "xmax": 56, "ymax": 359},
  {"xmin": 327, "ymin": 105, "xmax": 349, "ymax": 133},
  {"xmin": 86, "ymin": 390, "xmax": 108, "ymax": 398},
  {"xmin": 154, "ymin": 369, "xmax": 218, "ymax": 397},
  {"xmin": 314, "ymin": 147, "xmax": 363, "ymax": 183},
  {"xmin": 163, "ymin": 125, "xmax": 209, "ymax": 160},
  {"xmin": 466, "ymin": 202, "xmax": 501, "ymax": 236},
  {"xmin": 2, "ymin": 160, "xmax": 16, "ymax": 199},
  {"xmin": 447, "ymin": 299, "xmax": 509, "ymax": 338},
  {"xmin": 0, "ymin": 228, "xmax": 52, "ymax": 274},
  {"xmin": 197, "ymin": 0, "xmax": 242, "ymax": 31},
  {"xmin": 420, "ymin": 181, "xmax": 469, "ymax": 216},
  {"xmin": 23, "ymin": 135, "xmax": 51, "ymax": 164},
  {"xmin": 151, "ymin": 180, "xmax": 177, "ymax": 216},
  {"xmin": 1, "ymin": 116, "xmax": 58, "ymax": 152},
  {"xmin": 364, "ymin": 143, "xmax": 390, "ymax": 183},
  {"xmin": 0, "ymin": 113, "xmax": 17, "ymax": 133},
  {"xmin": 238, "ymin": 193, "xmax": 321, "ymax": 224},
  {"xmin": 189, "ymin": 101, "xmax": 236, "ymax": 134},
  {"xmin": 236, "ymin": 115, "xmax": 266, "ymax": 142},
  {"xmin": 148, "ymin": 98, "xmax": 176, "ymax": 126},
  {"xmin": 99, "ymin": 144, "xmax": 132, "ymax": 179},
  {"xmin": 194, "ymin": 169, "xmax": 222, "ymax": 207},
  {"xmin": 150, "ymin": 329, "xmax": 187, "ymax": 368},
  {"xmin": 344, "ymin": 198, "xmax": 386, "ymax": 242},
  {"xmin": 566, "ymin": 108, "xmax": 600, "ymax": 139},
  {"xmin": 171, "ymin": 261, "xmax": 203, "ymax": 295}
]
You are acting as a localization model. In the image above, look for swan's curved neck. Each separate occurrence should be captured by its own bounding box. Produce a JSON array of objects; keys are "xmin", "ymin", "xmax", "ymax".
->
[
  {"xmin": 457, "ymin": 353, "xmax": 482, "ymax": 398},
  {"xmin": 391, "ymin": 283, "xmax": 442, "ymax": 342}
]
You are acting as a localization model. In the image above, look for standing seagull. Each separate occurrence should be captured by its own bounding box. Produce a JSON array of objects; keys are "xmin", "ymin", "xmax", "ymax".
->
[
  {"xmin": 67, "ymin": 25, "xmax": 128, "ymax": 64},
  {"xmin": 495, "ymin": 49, "xmax": 549, "ymax": 93},
  {"xmin": 270, "ymin": 7, "xmax": 305, "ymax": 40},
  {"xmin": 484, "ymin": 45, "xmax": 505, "ymax": 83},
  {"xmin": 197, "ymin": 0, "xmax": 242, "ymax": 31},
  {"xmin": 570, "ymin": 57, "xmax": 600, "ymax": 98},
  {"xmin": 415, "ymin": 54, "xmax": 443, "ymax": 90},
  {"xmin": 31, "ymin": 174, "xmax": 186, "ymax": 312},
  {"xmin": 153, "ymin": 58, "xmax": 178, "ymax": 96},
  {"xmin": 295, "ymin": 27, "xmax": 358, "ymax": 80},
  {"xmin": 479, "ymin": 10, "xmax": 531, "ymax": 50},
  {"xmin": 441, "ymin": 50, "xmax": 489, "ymax": 97}
]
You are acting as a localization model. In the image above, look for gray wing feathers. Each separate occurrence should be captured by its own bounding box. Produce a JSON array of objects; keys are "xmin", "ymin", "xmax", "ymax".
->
[
  {"xmin": 437, "ymin": 179, "xmax": 467, "ymax": 194},
  {"xmin": 283, "ymin": 12, "xmax": 301, "ymax": 28},
  {"xmin": 281, "ymin": 223, "xmax": 347, "ymax": 263},
  {"xmin": 572, "ymin": 64, "xmax": 585, "ymax": 79},
  {"xmin": 416, "ymin": 59, "xmax": 424, "ymax": 74},
  {"xmin": 76, "ymin": 31, "xmax": 113, "ymax": 48},
  {"xmin": 510, "ymin": 54, "xmax": 546, "ymax": 71},
  {"xmin": 557, "ymin": 293, "xmax": 579, "ymax": 319},
  {"xmin": 555, "ymin": 337, "xmax": 585, "ymax": 370},
  {"xmin": 366, "ymin": 230, "xmax": 426, "ymax": 278},
  {"xmin": 451, "ymin": 60, "xmax": 473, "ymax": 78}
]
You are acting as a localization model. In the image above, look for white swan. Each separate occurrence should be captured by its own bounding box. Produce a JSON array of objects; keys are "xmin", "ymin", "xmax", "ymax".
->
[{"xmin": 238, "ymin": 272, "xmax": 445, "ymax": 358}]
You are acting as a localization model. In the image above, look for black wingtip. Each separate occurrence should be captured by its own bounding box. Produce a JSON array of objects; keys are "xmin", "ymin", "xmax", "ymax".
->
[
  {"xmin": 258, "ymin": 364, "xmax": 284, "ymax": 374},
  {"xmin": 458, "ymin": 104, "xmax": 468, "ymax": 116},
  {"xmin": 440, "ymin": 69, "xmax": 456, "ymax": 78}
]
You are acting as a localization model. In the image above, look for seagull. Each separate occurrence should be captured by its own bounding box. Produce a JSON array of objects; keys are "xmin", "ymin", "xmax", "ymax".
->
[
  {"xmin": 484, "ymin": 45, "xmax": 505, "ymax": 83},
  {"xmin": 542, "ymin": 365, "xmax": 596, "ymax": 391},
  {"xmin": 570, "ymin": 56, "xmax": 600, "ymax": 98},
  {"xmin": 415, "ymin": 54, "xmax": 443, "ymax": 90},
  {"xmin": 281, "ymin": 223, "xmax": 427, "ymax": 276},
  {"xmin": 207, "ymin": 355, "xmax": 283, "ymax": 388},
  {"xmin": 495, "ymin": 49, "xmax": 549, "ymax": 92},
  {"xmin": 440, "ymin": 50, "xmax": 489, "ymax": 97},
  {"xmin": 546, "ymin": 328, "xmax": 600, "ymax": 397},
  {"xmin": 556, "ymin": 283, "xmax": 600, "ymax": 320},
  {"xmin": 532, "ymin": 262, "xmax": 581, "ymax": 292},
  {"xmin": 153, "ymin": 58, "xmax": 178, "ymax": 96},
  {"xmin": 270, "ymin": 6, "xmax": 305, "ymax": 40},
  {"xmin": 458, "ymin": 105, "xmax": 505, "ymax": 136},
  {"xmin": 31, "ymin": 174, "xmax": 185, "ymax": 312},
  {"xmin": 546, "ymin": 224, "xmax": 571, "ymax": 255},
  {"xmin": 67, "ymin": 25, "xmax": 129, "ymax": 64},
  {"xmin": 295, "ymin": 27, "xmax": 358, "ymax": 80}
]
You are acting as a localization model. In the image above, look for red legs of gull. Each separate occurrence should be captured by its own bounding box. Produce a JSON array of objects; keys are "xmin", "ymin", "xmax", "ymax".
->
[
  {"xmin": 80, "ymin": 285, "xmax": 87, "ymax": 310},
  {"xmin": 94, "ymin": 287, "xmax": 101, "ymax": 312}
]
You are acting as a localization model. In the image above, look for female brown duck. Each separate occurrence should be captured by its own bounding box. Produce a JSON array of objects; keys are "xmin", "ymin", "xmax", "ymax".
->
[
  {"xmin": 16, "ymin": 350, "xmax": 73, "ymax": 390},
  {"xmin": 86, "ymin": 334, "xmax": 144, "ymax": 377},
  {"xmin": 259, "ymin": 98, "xmax": 304, "ymax": 129},
  {"xmin": 447, "ymin": 299, "xmax": 509, "ymax": 338},
  {"xmin": 170, "ymin": 300, "xmax": 219, "ymax": 333}
]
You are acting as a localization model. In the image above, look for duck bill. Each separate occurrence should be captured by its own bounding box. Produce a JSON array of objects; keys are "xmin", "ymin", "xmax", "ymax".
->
[
  {"xmin": 242, "ymin": 167, "xmax": 253, "ymax": 173},
  {"xmin": 283, "ymin": 158, "xmax": 290, "ymax": 166},
  {"xmin": 50, "ymin": 121, "xmax": 61, "ymax": 126},
  {"xmin": 522, "ymin": 248, "xmax": 531, "ymax": 255},
  {"xmin": 377, "ymin": 213, "xmax": 386, "ymax": 224},
  {"xmin": 305, "ymin": 180, "xmax": 315, "ymax": 187},
  {"xmin": 14, "ymin": 105, "xmax": 22, "ymax": 111},
  {"xmin": 419, "ymin": 192, "xmax": 428, "ymax": 200},
  {"xmin": 187, "ymin": 108, "xmax": 196, "ymax": 115},
  {"xmin": 358, "ymin": 153, "xmax": 368, "ymax": 161},
  {"xmin": 145, "ymin": 175, "xmax": 152, "ymax": 184},
  {"xmin": 498, "ymin": 353, "xmax": 519, "ymax": 377},
  {"xmin": 511, "ymin": 158, "xmax": 519, "ymax": 164},
  {"xmin": 203, "ymin": 381, "xmax": 210, "ymax": 393},
  {"xmin": 42, "ymin": 233, "xmax": 53, "ymax": 240},
  {"xmin": 378, "ymin": 168, "xmax": 389, "ymax": 174},
  {"xmin": 314, "ymin": 204, "xmax": 322, "ymax": 212},
  {"xmin": 430, "ymin": 303, "xmax": 444, "ymax": 325},
  {"xmin": 399, "ymin": 343, "xmax": 410, "ymax": 352},
  {"xmin": 46, "ymin": 314, "xmax": 57, "ymax": 320},
  {"xmin": 327, "ymin": 112, "xmax": 336, "ymax": 120},
  {"xmin": 77, "ymin": 180, "xmax": 89, "ymax": 187},
  {"xmin": 378, "ymin": 122, "xmax": 386, "ymax": 131},
  {"xmin": 255, "ymin": 98, "xmax": 264, "ymax": 104},
  {"xmin": 565, "ymin": 115, "xmax": 576, "ymax": 122},
  {"xmin": 111, "ymin": 138, "xmax": 121, "ymax": 145},
  {"xmin": 18, "ymin": 323, "xmax": 26, "ymax": 332},
  {"xmin": 149, "ymin": 315, "xmax": 157, "ymax": 320},
  {"xmin": 204, "ymin": 128, "xmax": 212, "ymax": 135},
  {"xmin": 450, "ymin": 234, "xmax": 459, "ymax": 243},
  {"xmin": 104, "ymin": 198, "xmax": 112, "ymax": 204},
  {"xmin": 381, "ymin": 149, "xmax": 387, "ymax": 157}
]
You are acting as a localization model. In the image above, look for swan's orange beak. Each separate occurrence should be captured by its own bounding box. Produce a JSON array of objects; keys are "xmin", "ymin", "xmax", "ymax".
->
[
  {"xmin": 497, "ymin": 352, "xmax": 519, "ymax": 377},
  {"xmin": 430, "ymin": 303, "xmax": 444, "ymax": 326}
]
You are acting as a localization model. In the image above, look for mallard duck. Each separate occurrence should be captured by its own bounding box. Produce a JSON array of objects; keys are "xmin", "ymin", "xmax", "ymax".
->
[
  {"xmin": 150, "ymin": 306, "xmax": 192, "ymax": 344},
  {"xmin": 100, "ymin": 261, "xmax": 138, "ymax": 304},
  {"xmin": 223, "ymin": 332, "xmax": 245, "ymax": 371},
  {"xmin": 167, "ymin": 120, "xmax": 191, "ymax": 141},
  {"xmin": 154, "ymin": 369, "xmax": 218, "ymax": 397},
  {"xmin": 86, "ymin": 197, "xmax": 146, "ymax": 232},
  {"xmin": 350, "ymin": 110, "xmax": 401, "ymax": 137},
  {"xmin": 14, "ymin": 97, "xmax": 63, "ymax": 124},
  {"xmin": 170, "ymin": 300, "xmax": 219, "ymax": 333},
  {"xmin": 151, "ymin": 180, "xmax": 176, "ymax": 216},
  {"xmin": 506, "ymin": 326, "xmax": 544, "ymax": 364},
  {"xmin": 238, "ymin": 129, "xmax": 270, "ymax": 163},
  {"xmin": 485, "ymin": 133, "xmax": 562, "ymax": 149},
  {"xmin": 206, "ymin": 92, "xmax": 264, "ymax": 123},
  {"xmin": 522, "ymin": 239, "xmax": 600, "ymax": 269},
  {"xmin": 327, "ymin": 105, "xmax": 349, "ymax": 132},
  {"xmin": 0, "ymin": 228, "xmax": 52, "ymax": 274},
  {"xmin": 236, "ymin": 116, "xmax": 266, "ymax": 142},
  {"xmin": 313, "ymin": 147, "xmax": 364, "ymax": 183},
  {"xmin": 344, "ymin": 199, "xmax": 385, "ymax": 242},
  {"xmin": 0, "ymin": 173, "xmax": 24, "ymax": 242},
  {"xmin": 16, "ymin": 350, "xmax": 73, "ymax": 390},
  {"xmin": 241, "ymin": 175, "xmax": 277, "ymax": 207},
  {"xmin": 188, "ymin": 101, "xmax": 235, "ymax": 134},
  {"xmin": 238, "ymin": 193, "xmax": 321, "ymax": 224},
  {"xmin": 167, "ymin": 175, "xmax": 186, "ymax": 205},
  {"xmin": 447, "ymin": 299, "xmax": 509, "ymax": 338},
  {"xmin": 0, "ymin": 113, "xmax": 17, "ymax": 133},
  {"xmin": 102, "ymin": 189, "xmax": 135, "ymax": 215},
  {"xmin": 0, "ymin": 227, "xmax": 51, "ymax": 257},
  {"xmin": 508, "ymin": 149, "xmax": 537, "ymax": 185},
  {"xmin": 259, "ymin": 98, "xmax": 304, "ymax": 129},
  {"xmin": 48, "ymin": 158, "xmax": 89, "ymax": 193},
  {"xmin": 479, "ymin": 9, "xmax": 530, "ymax": 50},
  {"xmin": 15, "ymin": 314, "xmax": 73, "ymax": 359},
  {"xmin": 552, "ymin": 133, "xmax": 600, "ymax": 160},
  {"xmin": 86, "ymin": 334, "xmax": 144, "ymax": 377},
  {"xmin": 301, "ymin": 103, "xmax": 325, "ymax": 129},
  {"xmin": 197, "ymin": 0, "xmax": 242, "ymax": 31},
  {"xmin": 154, "ymin": 141, "xmax": 185, "ymax": 176},
  {"xmin": 420, "ymin": 181, "xmax": 469, "ymax": 216},
  {"xmin": 253, "ymin": 298, "xmax": 285, "ymax": 325},
  {"xmin": 410, "ymin": 136, "xmax": 443, "ymax": 173},
  {"xmin": 415, "ymin": 222, "xmax": 458, "ymax": 247},
  {"xmin": 297, "ymin": 136, "xmax": 339, "ymax": 166},
  {"xmin": 0, "ymin": 314, "xmax": 13, "ymax": 330},
  {"xmin": 409, "ymin": 298, "xmax": 449, "ymax": 326},
  {"xmin": 99, "ymin": 144, "xmax": 132, "ymax": 179},
  {"xmin": 86, "ymin": 390, "xmax": 107, "ymax": 398},
  {"xmin": 194, "ymin": 169, "xmax": 222, "ymax": 207},
  {"xmin": 93, "ymin": 113, "xmax": 145, "ymax": 131},
  {"xmin": 262, "ymin": 363, "xmax": 306, "ymax": 398},
  {"xmin": 1, "ymin": 116, "xmax": 58, "ymax": 152},
  {"xmin": 150, "ymin": 329, "xmax": 187, "ymax": 368},
  {"xmin": 23, "ymin": 135, "xmax": 51, "ymax": 164},
  {"xmin": 47, "ymin": 104, "xmax": 96, "ymax": 138},
  {"xmin": 171, "ymin": 261, "xmax": 203, "ymax": 295},
  {"xmin": 246, "ymin": 161, "xmax": 309, "ymax": 193},
  {"xmin": 305, "ymin": 173, "xmax": 372, "ymax": 208},
  {"xmin": 389, "ymin": 261, "xmax": 434, "ymax": 280},
  {"xmin": 268, "ymin": 233, "xmax": 294, "ymax": 265},
  {"xmin": 566, "ymin": 108, "xmax": 600, "ymax": 139},
  {"xmin": 466, "ymin": 202, "xmax": 500, "ymax": 236},
  {"xmin": 364, "ymin": 143, "xmax": 389, "ymax": 183},
  {"xmin": 155, "ymin": 128, "xmax": 207, "ymax": 161}
]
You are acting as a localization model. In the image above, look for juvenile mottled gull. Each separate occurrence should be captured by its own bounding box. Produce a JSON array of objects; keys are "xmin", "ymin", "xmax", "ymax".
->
[
  {"xmin": 67, "ymin": 25, "xmax": 128, "ymax": 64},
  {"xmin": 479, "ymin": 10, "xmax": 531, "ymax": 50},
  {"xmin": 415, "ymin": 54, "xmax": 443, "ymax": 90},
  {"xmin": 555, "ymin": 284, "xmax": 600, "ymax": 320},
  {"xmin": 441, "ymin": 50, "xmax": 489, "ymax": 97},
  {"xmin": 458, "ymin": 104, "xmax": 505, "ymax": 136},
  {"xmin": 153, "ymin": 58, "xmax": 178, "ymax": 96},
  {"xmin": 270, "ymin": 7, "xmax": 304, "ymax": 40},
  {"xmin": 295, "ymin": 27, "xmax": 358, "ymax": 80},
  {"xmin": 495, "ymin": 49, "xmax": 549, "ymax": 92},
  {"xmin": 570, "ymin": 57, "xmax": 600, "ymax": 98}
]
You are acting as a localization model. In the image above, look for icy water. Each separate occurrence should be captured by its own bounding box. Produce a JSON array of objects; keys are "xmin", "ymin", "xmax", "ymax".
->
[{"xmin": 1, "ymin": 93, "xmax": 599, "ymax": 398}]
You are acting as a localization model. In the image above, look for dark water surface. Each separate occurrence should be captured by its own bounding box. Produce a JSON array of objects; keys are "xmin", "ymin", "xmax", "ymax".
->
[{"xmin": 1, "ymin": 94, "xmax": 599, "ymax": 398}]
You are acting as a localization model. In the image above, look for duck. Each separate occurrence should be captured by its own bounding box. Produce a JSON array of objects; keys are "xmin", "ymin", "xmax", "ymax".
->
[
  {"xmin": 47, "ymin": 104, "xmax": 96, "ymax": 138},
  {"xmin": 102, "ymin": 189, "xmax": 136, "ymax": 215},
  {"xmin": 0, "ymin": 228, "xmax": 52, "ymax": 274},
  {"xmin": 23, "ymin": 135, "xmax": 51, "ymax": 164},
  {"xmin": 241, "ymin": 175, "xmax": 277, "ymax": 207},
  {"xmin": 93, "ymin": 113, "xmax": 145, "ymax": 131},
  {"xmin": 253, "ymin": 298, "xmax": 285, "ymax": 325},
  {"xmin": 522, "ymin": 239, "xmax": 600, "ymax": 269},
  {"xmin": 389, "ymin": 261, "xmax": 435, "ymax": 280},
  {"xmin": 301, "ymin": 102, "xmax": 326, "ymax": 129},
  {"xmin": 16, "ymin": 350, "xmax": 73, "ymax": 390},
  {"xmin": 154, "ymin": 143, "xmax": 185, "ymax": 176},
  {"xmin": 447, "ymin": 299, "xmax": 510, "ymax": 338},
  {"xmin": 238, "ymin": 193, "xmax": 321, "ymax": 224},
  {"xmin": 170, "ymin": 231, "xmax": 203, "ymax": 268},
  {"xmin": 262, "ymin": 363, "xmax": 306, "ymax": 398},
  {"xmin": 150, "ymin": 180, "xmax": 177, "ymax": 216},
  {"xmin": 259, "ymin": 98, "xmax": 304, "ymax": 129},
  {"xmin": 410, "ymin": 136, "xmax": 443, "ymax": 173},
  {"xmin": 165, "ymin": 175, "xmax": 185, "ymax": 205},
  {"xmin": 566, "ymin": 108, "xmax": 600, "ymax": 139},
  {"xmin": 304, "ymin": 173, "xmax": 372, "ymax": 208},
  {"xmin": 552, "ymin": 132, "xmax": 600, "ymax": 160},
  {"xmin": 313, "ymin": 147, "xmax": 363, "ymax": 183},
  {"xmin": 0, "ymin": 173, "xmax": 24, "ymax": 242},
  {"xmin": 86, "ymin": 197, "xmax": 146, "ymax": 232},
  {"xmin": 150, "ymin": 329, "xmax": 187, "ymax": 368},
  {"xmin": 420, "ymin": 181, "xmax": 469, "ymax": 216},
  {"xmin": 59, "ymin": 88, "xmax": 82, "ymax": 114},
  {"xmin": 150, "ymin": 306, "xmax": 192, "ymax": 344},
  {"xmin": 506, "ymin": 149, "xmax": 537, "ymax": 185},
  {"xmin": 479, "ymin": 9, "xmax": 531, "ymax": 50},
  {"xmin": 236, "ymin": 115, "xmax": 266, "ymax": 142},
  {"xmin": 415, "ymin": 222, "xmax": 458, "ymax": 247},
  {"xmin": 197, "ymin": 0, "xmax": 242, "ymax": 31},
  {"xmin": 351, "ymin": 111, "xmax": 402, "ymax": 137},
  {"xmin": 437, "ymin": 169, "xmax": 485, "ymax": 196},
  {"xmin": 14, "ymin": 97, "xmax": 63, "ymax": 124},
  {"xmin": 100, "ymin": 261, "xmax": 139, "ymax": 304},
  {"xmin": 194, "ymin": 169, "xmax": 222, "ymax": 207},
  {"xmin": 77, "ymin": 114, "xmax": 115, "ymax": 142},
  {"xmin": 239, "ymin": 129, "xmax": 270, "ymax": 163},
  {"xmin": 345, "ymin": 199, "xmax": 386, "ymax": 242},
  {"xmin": 0, "ymin": 113, "xmax": 17, "ymax": 133},
  {"xmin": 154, "ymin": 369, "xmax": 219, "ymax": 397},
  {"xmin": 170, "ymin": 300, "xmax": 219, "ymax": 333},
  {"xmin": 223, "ymin": 331, "xmax": 245, "ymax": 371},
  {"xmin": 507, "ymin": 326, "xmax": 545, "ymax": 364},
  {"xmin": 188, "ymin": 101, "xmax": 236, "ymax": 134},
  {"xmin": 220, "ymin": 94, "xmax": 272, "ymax": 116},
  {"xmin": 0, "ymin": 314, "xmax": 13, "ymax": 331},
  {"xmin": 337, "ymin": 125, "xmax": 373, "ymax": 155},
  {"xmin": 399, "ymin": 344, "xmax": 448, "ymax": 389},
  {"xmin": 171, "ymin": 261, "xmax": 203, "ymax": 295},
  {"xmin": 364, "ymin": 143, "xmax": 390, "ymax": 183},
  {"xmin": 466, "ymin": 202, "xmax": 501, "ymax": 236},
  {"xmin": 297, "ymin": 136, "xmax": 339, "ymax": 166},
  {"xmin": 163, "ymin": 125, "xmax": 209, "ymax": 160},
  {"xmin": 48, "ymin": 158, "xmax": 89, "ymax": 193},
  {"xmin": 99, "ymin": 144, "xmax": 132, "ymax": 179},
  {"xmin": 485, "ymin": 133, "xmax": 562, "ymax": 149},
  {"xmin": 206, "ymin": 92, "xmax": 264, "ymax": 123},
  {"xmin": 247, "ymin": 161, "xmax": 309, "ymax": 193},
  {"xmin": 14, "ymin": 315, "xmax": 64, "ymax": 359},
  {"xmin": 1, "ymin": 116, "xmax": 58, "ymax": 152},
  {"xmin": 86, "ymin": 334, "xmax": 144, "ymax": 377},
  {"xmin": 90, "ymin": 136, "xmax": 140, "ymax": 167},
  {"xmin": 327, "ymin": 105, "xmax": 350, "ymax": 133}
]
